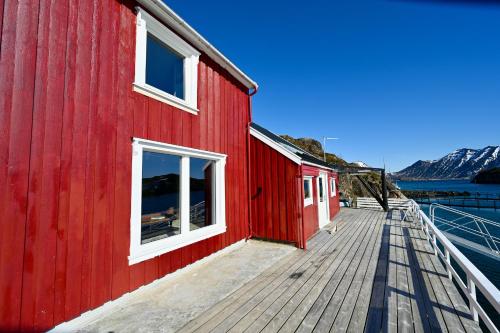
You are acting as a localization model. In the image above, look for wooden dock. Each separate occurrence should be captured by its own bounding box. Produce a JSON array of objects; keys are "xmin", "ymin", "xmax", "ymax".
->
[{"xmin": 178, "ymin": 208, "xmax": 481, "ymax": 333}]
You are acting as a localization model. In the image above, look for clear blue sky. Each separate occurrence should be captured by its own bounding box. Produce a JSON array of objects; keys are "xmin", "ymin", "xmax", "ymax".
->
[{"xmin": 166, "ymin": 0, "xmax": 500, "ymax": 172}]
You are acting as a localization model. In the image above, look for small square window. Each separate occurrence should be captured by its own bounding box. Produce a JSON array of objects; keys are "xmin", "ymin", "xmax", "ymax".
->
[
  {"xmin": 146, "ymin": 33, "xmax": 184, "ymax": 99},
  {"xmin": 304, "ymin": 177, "xmax": 313, "ymax": 206},
  {"xmin": 330, "ymin": 177, "xmax": 337, "ymax": 197},
  {"xmin": 134, "ymin": 9, "xmax": 200, "ymax": 114}
]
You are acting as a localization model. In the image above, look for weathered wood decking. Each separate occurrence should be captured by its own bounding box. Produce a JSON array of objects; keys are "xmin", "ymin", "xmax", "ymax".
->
[{"xmin": 178, "ymin": 208, "xmax": 482, "ymax": 333}]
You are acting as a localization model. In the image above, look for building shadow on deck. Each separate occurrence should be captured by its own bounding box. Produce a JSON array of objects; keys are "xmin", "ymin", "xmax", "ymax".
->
[{"xmin": 365, "ymin": 213, "xmax": 450, "ymax": 332}]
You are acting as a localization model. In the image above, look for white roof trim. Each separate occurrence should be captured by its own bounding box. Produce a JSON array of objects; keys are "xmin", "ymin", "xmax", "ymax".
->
[
  {"xmin": 250, "ymin": 128, "xmax": 302, "ymax": 165},
  {"xmin": 136, "ymin": 0, "xmax": 258, "ymax": 92},
  {"xmin": 302, "ymin": 160, "xmax": 334, "ymax": 171}
]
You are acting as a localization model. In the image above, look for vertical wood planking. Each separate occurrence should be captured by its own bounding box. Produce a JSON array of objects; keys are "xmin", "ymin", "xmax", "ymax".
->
[
  {"xmin": 242, "ymin": 92, "xmax": 249, "ymax": 240},
  {"xmin": 22, "ymin": 0, "xmax": 70, "ymax": 330},
  {"xmin": 270, "ymin": 150, "xmax": 279, "ymax": 240},
  {"xmin": 198, "ymin": 60, "xmax": 208, "ymax": 151},
  {"xmin": 278, "ymin": 155, "xmax": 287, "ymax": 240},
  {"xmin": 213, "ymin": 71, "xmax": 221, "ymax": 153},
  {"xmin": 258, "ymin": 141, "xmax": 266, "ymax": 238},
  {"xmin": 63, "ymin": 0, "xmax": 94, "ymax": 320},
  {"xmin": 248, "ymin": 136, "xmax": 303, "ymax": 245},
  {"xmin": 0, "ymin": 0, "xmax": 253, "ymax": 329},
  {"xmin": 54, "ymin": 0, "xmax": 80, "ymax": 323},
  {"xmin": 286, "ymin": 161, "xmax": 298, "ymax": 244},
  {"xmin": 263, "ymin": 145, "xmax": 273, "ymax": 239},
  {"xmin": 0, "ymin": 0, "xmax": 41, "ymax": 330},
  {"xmin": 111, "ymin": 0, "xmax": 135, "ymax": 301},
  {"xmin": 235, "ymin": 89, "xmax": 242, "ymax": 240},
  {"xmin": 147, "ymin": 99, "xmax": 162, "ymax": 142},
  {"xmin": 225, "ymin": 79, "xmax": 234, "ymax": 245},
  {"xmin": 89, "ymin": 0, "xmax": 115, "ymax": 309},
  {"xmin": 79, "ymin": 0, "xmax": 102, "ymax": 313}
]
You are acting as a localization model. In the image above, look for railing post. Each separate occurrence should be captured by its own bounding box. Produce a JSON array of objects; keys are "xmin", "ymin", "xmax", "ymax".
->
[
  {"xmin": 433, "ymin": 233, "xmax": 437, "ymax": 256},
  {"xmin": 445, "ymin": 249, "xmax": 452, "ymax": 280},
  {"xmin": 467, "ymin": 277, "xmax": 479, "ymax": 322}
]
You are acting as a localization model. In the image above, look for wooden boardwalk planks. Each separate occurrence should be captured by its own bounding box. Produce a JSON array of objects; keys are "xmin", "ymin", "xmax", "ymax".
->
[{"xmin": 179, "ymin": 208, "xmax": 481, "ymax": 333}]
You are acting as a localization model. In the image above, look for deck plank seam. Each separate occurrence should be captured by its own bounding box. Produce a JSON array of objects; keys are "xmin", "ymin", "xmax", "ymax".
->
[
  {"xmin": 323, "ymin": 210, "xmax": 386, "ymax": 332},
  {"xmin": 294, "ymin": 211, "xmax": 382, "ymax": 332},
  {"xmin": 201, "ymin": 211, "xmax": 370, "ymax": 333},
  {"xmin": 226, "ymin": 211, "xmax": 374, "ymax": 333}
]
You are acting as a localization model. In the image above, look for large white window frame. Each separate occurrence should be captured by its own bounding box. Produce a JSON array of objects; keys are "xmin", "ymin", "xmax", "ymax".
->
[
  {"xmin": 134, "ymin": 8, "xmax": 200, "ymax": 115},
  {"xmin": 304, "ymin": 176, "xmax": 313, "ymax": 207},
  {"xmin": 330, "ymin": 177, "xmax": 337, "ymax": 197},
  {"xmin": 129, "ymin": 138, "xmax": 226, "ymax": 265}
]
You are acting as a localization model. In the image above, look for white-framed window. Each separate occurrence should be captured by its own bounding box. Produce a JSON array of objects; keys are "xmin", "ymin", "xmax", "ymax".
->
[
  {"xmin": 330, "ymin": 177, "xmax": 337, "ymax": 197},
  {"xmin": 129, "ymin": 138, "xmax": 226, "ymax": 265},
  {"xmin": 134, "ymin": 8, "xmax": 200, "ymax": 115},
  {"xmin": 303, "ymin": 176, "xmax": 313, "ymax": 206}
]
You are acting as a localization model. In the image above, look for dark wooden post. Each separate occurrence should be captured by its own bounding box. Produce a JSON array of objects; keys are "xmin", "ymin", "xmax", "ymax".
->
[{"xmin": 381, "ymin": 169, "xmax": 389, "ymax": 211}]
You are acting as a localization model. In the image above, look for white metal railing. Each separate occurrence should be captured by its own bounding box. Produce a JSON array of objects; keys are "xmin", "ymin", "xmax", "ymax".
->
[
  {"xmin": 408, "ymin": 200, "xmax": 500, "ymax": 333},
  {"xmin": 430, "ymin": 204, "xmax": 500, "ymax": 257}
]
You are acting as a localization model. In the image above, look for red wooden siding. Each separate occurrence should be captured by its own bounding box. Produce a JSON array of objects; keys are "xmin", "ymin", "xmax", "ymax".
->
[
  {"xmin": 249, "ymin": 136, "xmax": 301, "ymax": 245},
  {"xmin": 0, "ymin": 1, "xmax": 251, "ymax": 331},
  {"xmin": 301, "ymin": 165, "xmax": 340, "ymax": 241},
  {"xmin": 302, "ymin": 179, "xmax": 319, "ymax": 241},
  {"xmin": 249, "ymin": 137, "xmax": 341, "ymax": 248},
  {"xmin": 302, "ymin": 165, "xmax": 320, "ymax": 241},
  {"xmin": 329, "ymin": 172, "xmax": 341, "ymax": 219}
]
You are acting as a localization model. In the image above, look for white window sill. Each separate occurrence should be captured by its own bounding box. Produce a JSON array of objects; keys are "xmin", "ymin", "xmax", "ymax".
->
[
  {"xmin": 133, "ymin": 82, "xmax": 199, "ymax": 115},
  {"xmin": 129, "ymin": 224, "xmax": 227, "ymax": 265},
  {"xmin": 304, "ymin": 198, "xmax": 313, "ymax": 207}
]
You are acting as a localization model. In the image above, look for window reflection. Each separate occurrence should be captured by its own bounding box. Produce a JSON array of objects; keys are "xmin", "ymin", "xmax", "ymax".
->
[
  {"xmin": 304, "ymin": 179, "xmax": 311, "ymax": 199},
  {"xmin": 190, "ymin": 158, "xmax": 214, "ymax": 230},
  {"xmin": 319, "ymin": 178, "xmax": 324, "ymax": 202},
  {"xmin": 141, "ymin": 152, "xmax": 181, "ymax": 244},
  {"xmin": 146, "ymin": 33, "xmax": 184, "ymax": 99}
]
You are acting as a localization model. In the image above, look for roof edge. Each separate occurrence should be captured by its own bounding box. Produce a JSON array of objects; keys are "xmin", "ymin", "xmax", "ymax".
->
[
  {"xmin": 137, "ymin": 0, "xmax": 258, "ymax": 92},
  {"xmin": 302, "ymin": 160, "xmax": 335, "ymax": 171},
  {"xmin": 250, "ymin": 127, "xmax": 302, "ymax": 165},
  {"xmin": 250, "ymin": 122, "xmax": 336, "ymax": 171}
]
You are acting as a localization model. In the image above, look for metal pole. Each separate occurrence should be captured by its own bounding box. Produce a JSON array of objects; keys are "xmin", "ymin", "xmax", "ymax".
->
[
  {"xmin": 381, "ymin": 168, "xmax": 389, "ymax": 211},
  {"xmin": 322, "ymin": 137, "xmax": 339, "ymax": 162},
  {"xmin": 323, "ymin": 137, "xmax": 326, "ymax": 162}
]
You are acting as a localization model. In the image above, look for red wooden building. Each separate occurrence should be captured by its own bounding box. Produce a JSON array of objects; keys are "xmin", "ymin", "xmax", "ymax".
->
[
  {"xmin": 249, "ymin": 123, "xmax": 340, "ymax": 249},
  {"xmin": 0, "ymin": 0, "xmax": 257, "ymax": 330}
]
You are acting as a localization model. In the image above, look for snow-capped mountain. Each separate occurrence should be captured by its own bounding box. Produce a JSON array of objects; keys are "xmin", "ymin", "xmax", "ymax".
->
[{"xmin": 392, "ymin": 146, "xmax": 500, "ymax": 179}]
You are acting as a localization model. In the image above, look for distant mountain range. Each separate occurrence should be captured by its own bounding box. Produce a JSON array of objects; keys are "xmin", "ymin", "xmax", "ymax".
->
[{"xmin": 392, "ymin": 146, "xmax": 500, "ymax": 180}]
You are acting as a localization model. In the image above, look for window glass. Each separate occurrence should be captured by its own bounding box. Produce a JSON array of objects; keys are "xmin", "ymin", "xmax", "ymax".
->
[
  {"xmin": 146, "ymin": 33, "xmax": 184, "ymax": 99},
  {"xmin": 304, "ymin": 179, "xmax": 311, "ymax": 199},
  {"xmin": 331, "ymin": 178, "xmax": 336, "ymax": 196},
  {"xmin": 141, "ymin": 151, "xmax": 181, "ymax": 244},
  {"xmin": 319, "ymin": 177, "xmax": 324, "ymax": 202},
  {"xmin": 190, "ymin": 158, "xmax": 215, "ymax": 230}
]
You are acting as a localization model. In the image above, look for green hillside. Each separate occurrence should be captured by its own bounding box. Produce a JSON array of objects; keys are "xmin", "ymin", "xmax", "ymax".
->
[{"xmin": 279, "ymin": 135, "xmax": 402, "ymax": 200}]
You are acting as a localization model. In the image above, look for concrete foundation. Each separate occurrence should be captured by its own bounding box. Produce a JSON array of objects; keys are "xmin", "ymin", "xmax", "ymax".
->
[{"xmin": 69, "ymin": 240, "xmax": 295, "ymax": 333}]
